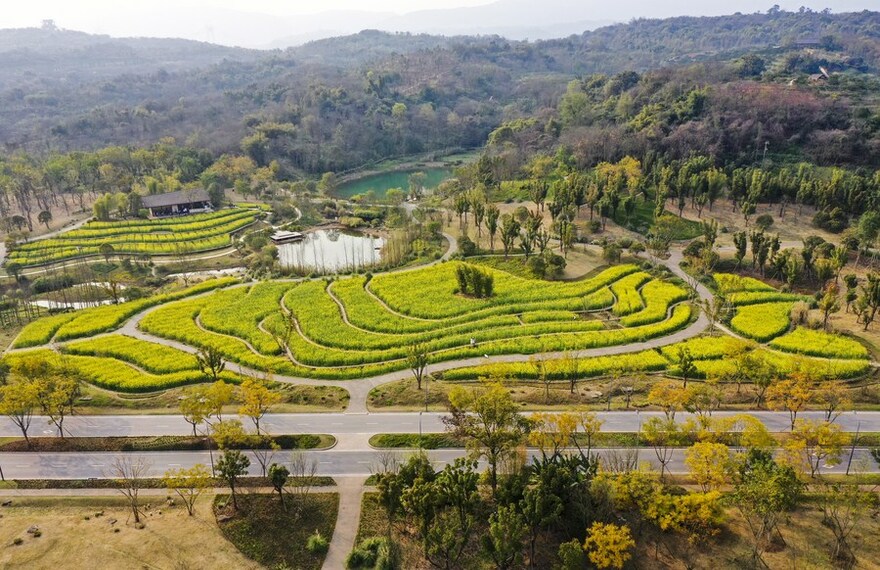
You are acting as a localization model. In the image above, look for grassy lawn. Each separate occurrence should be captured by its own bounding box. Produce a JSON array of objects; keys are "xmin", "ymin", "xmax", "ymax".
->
[
  {"xmin": 0, "ymin": 434, "xmax": 335, "ymax": 452},
  {"xmin": 77, "ymin": 383, "xmax": 349, "ymax": 415},
  {"xmin": 0, "ymin": 496, "xmax": 260, "ymax": 569},
  {"xmin": 215, "ymin": 492, "xmax": 338, "ymax": 570},
  {"xmin": 369, "ymin": 375, "xmax": 880, "ymax": 413}
]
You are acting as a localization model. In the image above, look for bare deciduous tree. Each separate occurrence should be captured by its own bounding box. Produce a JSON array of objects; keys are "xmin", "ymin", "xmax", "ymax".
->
[{"xmin": 110, "ymin": 456, "xmax": 152, "ymax": 525}]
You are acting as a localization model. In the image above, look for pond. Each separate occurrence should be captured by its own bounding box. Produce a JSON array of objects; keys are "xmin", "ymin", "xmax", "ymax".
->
[
  {"xmin": 276, "ymin": 229, "xmax": 385, "ymax": 274},
  {"xmin": 334, "ymin": 167, "xmax": 453, "ymax": 200}
]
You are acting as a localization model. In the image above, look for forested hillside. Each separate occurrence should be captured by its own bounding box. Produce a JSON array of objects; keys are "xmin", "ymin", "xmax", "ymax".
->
[{"xmin": 1, "ymin": 10, "xmax": 879, "ymax": 177}]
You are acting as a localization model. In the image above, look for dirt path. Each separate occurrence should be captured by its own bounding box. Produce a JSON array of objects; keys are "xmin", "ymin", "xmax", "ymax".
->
[{"xmin": 322, "ymin": 476, "xmax": 368, "ymax": 570}]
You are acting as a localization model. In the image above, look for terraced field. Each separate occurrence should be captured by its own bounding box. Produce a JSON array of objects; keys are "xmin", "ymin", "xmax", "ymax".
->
[
  {"xmin": 714, "ymin": 273, "xmax": 813, "ymax": 342},
  {"xmin": 441, "ymin": 334, "xmax": 871, "ymax": 382},
  {"xmin": 5, "ymin": 262, "xmax": 696, "ymax": 390},
  {"xmin": 6, "ymin": 208, "xmax": 258, "ymax": 267}
]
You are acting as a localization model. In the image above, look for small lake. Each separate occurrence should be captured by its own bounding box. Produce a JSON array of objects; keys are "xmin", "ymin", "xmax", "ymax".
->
[
  {"xmin": 277, "ymin": 229, "xmax": 384, "ymax": 274},
  {"xmin": 334, "ymin": 167, "xmax": 452, "ymax": 199}
]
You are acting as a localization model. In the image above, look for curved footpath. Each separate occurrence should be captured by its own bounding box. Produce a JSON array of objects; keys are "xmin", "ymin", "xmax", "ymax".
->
[{"xmin": 109, "ymin": 237, "xmax": 708, "ymax": 413}]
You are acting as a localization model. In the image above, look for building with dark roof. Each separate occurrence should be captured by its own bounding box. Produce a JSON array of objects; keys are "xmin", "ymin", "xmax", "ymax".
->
[{"xmin": 141, "ymin": 189, "xmax": 212, "ymax": 218}]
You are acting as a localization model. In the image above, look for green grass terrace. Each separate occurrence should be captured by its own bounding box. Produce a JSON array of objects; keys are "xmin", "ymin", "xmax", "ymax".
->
[{"xmin": 5, "ymin": 207, "xmax": 259, "ymax": 267}]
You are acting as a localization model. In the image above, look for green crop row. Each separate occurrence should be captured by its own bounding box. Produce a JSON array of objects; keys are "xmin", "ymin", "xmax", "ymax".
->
[
  {"xmin": 2, "ymin": 349, "xmax": 240, "ymax": 392},
  {"xmin": 713, "ymin": 273, "xmax": 776, "ymax": 294},
  {"xmin": 331, "ymin": 276, "xmax": 614, "ymax": 335},
  {"xmin": 13, "ymin": 277, "xmax": 237, "ymax": 348},
  {"xmin": 768, "ymin": 327, "xmax": 870, "ymax": 360},
  {"xmin": 63, "ymin": 209, "xmax": 255, "ymax": 236},
  {"xmin": 7, "ymin": 234, "xmax": 237, "ymax": 266},
  {"xmin": 659, "ymin": 335, "xmax": 752, "ymax": 361},
  {"xmin": 19, "ymin": 213, "xmax": 255, "ymax": 250},
  {"xmin": 440, "ymin": 349, "xmax": 671, "ymax": 381},
  {"xmin": 368, "ymin": 262, "xmax": 639, "ymax": 319},
  {"xmin": 519, "ymin": 311, "xmax": 581, "ymax": 324},
  {"xmin": 610, "ymin": 271, "xmax": 651, "ymax": 316},
  {"xmin": 63, "ymin": 334, "xmax": 201, "ymax": 374},
  {"xmin": 198, "ymin": 282, "xmax": 295, "ymax": 355},
  {"xmin": 729, "ymin": 302, "xmax": 794, "ymax": 342},
  {"xmin": 140, "ymin": 272, "xmax": 693, "ymax": 378},
  {"xmin": 618, "ymin": 280, "xmax": 689, "ymax": 327},
  {"xmin": 11, "ymin": 312, "xmax": 79, "ymax": 348},
  {"xmin": 726, "ymin": 290, "xmax": 813, "ymax": 306},
  {"xmin": 694, "ymin": 350, "xmax": 870, "ymax": 379},
  {"xmin": 7, "ymin": 210, "xmax": 256, "ymax": 266}
]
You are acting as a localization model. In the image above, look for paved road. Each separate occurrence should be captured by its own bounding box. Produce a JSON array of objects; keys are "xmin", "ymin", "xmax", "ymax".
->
[
  {"xmin": 0, "ymin": 447, "xmax": 876, "ymax": 479},
  {"xmin": 4, "ymin": 411, "xmax": 880, "ymax": 439}
]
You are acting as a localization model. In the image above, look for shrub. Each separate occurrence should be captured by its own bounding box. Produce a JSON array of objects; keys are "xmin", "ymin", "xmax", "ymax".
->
[
  {"xmin": 755, "ymin": 214, "xmax": 774, "ymax": 230},
  {"xmin": 456, "ymin": 235, "xmax": 476, "ymax": 256},
  {"xmin": 454, "ymin": 263, "xmax": 493, "ymax": 298},
  {"xmin": 812, "ymin": 207, "xmax": 848, "ymax": 233},
  {"xmin": 306, "ymin": 531, "xmax": 329, "ymax": 554}
]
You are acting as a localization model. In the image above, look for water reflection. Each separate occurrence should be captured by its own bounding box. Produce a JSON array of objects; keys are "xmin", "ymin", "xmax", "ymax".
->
[{"xmin": 277, "ymin": 229, "xmax": 384, "ymax": 273}]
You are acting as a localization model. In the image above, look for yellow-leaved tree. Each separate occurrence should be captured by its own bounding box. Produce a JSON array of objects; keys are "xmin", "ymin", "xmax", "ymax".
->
[{"xmin": 584, "ymin": 522, "xmax": 635, "ymax": 570}]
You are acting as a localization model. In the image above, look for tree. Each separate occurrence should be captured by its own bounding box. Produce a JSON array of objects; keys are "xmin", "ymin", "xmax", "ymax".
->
[
  {"xmin": 289, "ymin": 450, "xmax": 319, "ymax": 498},
  {"xmin": 238, "ymin": 376, "xmax": 281, "ymax": 434},
  {"xmin": 317, "ymin": 172, "xmax": 338, "ymax": 196},
  {"xmin": 424, "ymin": 459, "xmax": 478, "ymax": 569},
  {"xmin": 164, "ymin": 464, "xmax": 211, "ymax": 516},
  {"xmin": 784, "ymin": 419, "xmax": 850, "ymax": 477},
  {"xmin": 407, "ymin": 341, "xmax": 429, "ymax": 391},
  {"xmin": 205, "ymin": 380, "xmax": 234, "ymax": 421},
  {"xmin": 584, "ymin": 522, "xmax": 635, "ymax": 570},
  {"xmin": 684, "ymin": 441, "xmax": 731, "ymax": 491},
  {"xmin": 0, "ymin": 379, "xmax": 39, "ymax": 447},
  {"xmin": 196, "ymin": 346, "xmax": 226, "ymax": 382},
  {"xmin": 485, "ymin": 203, "xmax": 500, "ymax": 250},
  {"xmin": 483, "ymin": 504, "xmax": 527, "ymax": 570},
  {"xmin": 33, "ymin": 366, "xmax": 81, "ymax": 438},
  {"xmin": 819, "ymin": 481, "xmax": 871, "ymax": 567},
  {"xmin": 732, "ymin": 450, "xmax": 803, "ymax": 568},
  {"xmin": 5, "ymin": 262, "xmax": 22, "ymax": 283},
  {"xmin": 37, "ymin": 209, "xmax": 52, "ymax": 230},
  {"xmin": 111, "ymin": 456, "xmax": 151, "ymax": 525},
  {"xmin": 268, "ymin": 463, "xmax": 290, "ymax": 509},
  {"xmin": 812, "ymin": 380, "xmax": 851, "ymax": 423},
  {"xmin": 647, "ymin": 380, "xmax": 687, "ymax": 421},
  {"xmin": 818, "ymin": 283, "xmax": 841, "ymax": 331},
  {"xmin": 642, "ymin": 417, "xmax": 684, "ymax": 479},
  {"xmin": 443, "ymin": 380, "xmax": 530, "ymax": 493},
  {"xmin": 179, "ymin": 386, "xmax": 212, "ymax": 436},
  {"xmin": 733, "ymin": 231, "xmax": 748, "ymax": 268},
  {"xmin": 499, "ymin": 214, "xmax": 520, "ymax": 259},
  {"xmin": 521, "ymin": 478, "xmax": 562, "ymax": 568},
  {"xmin": 99, "ymin": 242, "xmax": 115, "ymax": 263},
  {"xmin": 529, "ymin": 411, "xmax": 577, "ymax": 458},
  {"xmin": 401, "ymin": 472, "xmax": 437, "ymax": 558},
  {"xmin": 766, "ymin": 372, "xmax": 813, "ymax": 430},
  {"xmin": 557, "ymin": 539, "xmax": 588, "ymax": 570},
  {"xmin": 675, "ymin": 346, "xmax": 697, "ymax": 388},
  {"xmin": 578, "ymin": 412, "xmax": 604, "ymax": 457},
  {"xmin": 854, "ymin": 273, "xmax": 880, "ymax": 330},
  {"xmin": 217, "ymin": 449, "xmax": 250, "ymax": 510},
  {"xmin": 250, "ymin": 433, "xmax": 281, "ymax": 478}
]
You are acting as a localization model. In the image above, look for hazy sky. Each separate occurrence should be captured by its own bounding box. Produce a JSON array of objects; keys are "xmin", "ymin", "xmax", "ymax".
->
[
  {"xmin": 2, "ymin": 0, "xmax": 494, "ymax": 26},
  {"xmin": 2, "ymin": 0, "xmax": 876, "ymax": 48}
]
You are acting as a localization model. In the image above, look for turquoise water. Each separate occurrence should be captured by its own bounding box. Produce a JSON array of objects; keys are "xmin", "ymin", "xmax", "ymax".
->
[{"xmin": 334, "ymin": 167, "xmax": 452, "ymax": 199}]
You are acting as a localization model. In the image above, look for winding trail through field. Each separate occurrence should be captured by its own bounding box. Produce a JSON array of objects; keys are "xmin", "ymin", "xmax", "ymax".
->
[
  {"xmin": 11, "ymin": 233, "xmax": 873, "ymax": 413},
  {"xmin": 78, "ymin": 237, "xmax": 711, "ymax": 413}
]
